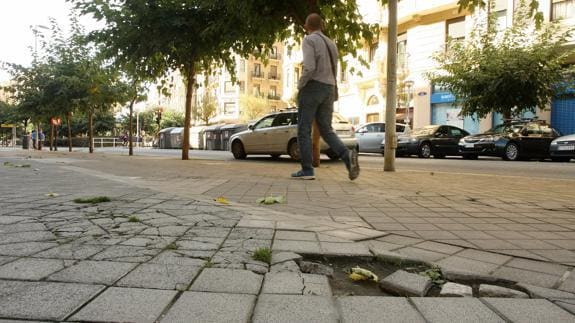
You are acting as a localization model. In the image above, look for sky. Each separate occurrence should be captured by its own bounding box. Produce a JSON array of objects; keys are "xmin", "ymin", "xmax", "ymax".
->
[{"xmin": 0, "ymin": 0, "xmax": 95, "ymax": 82}]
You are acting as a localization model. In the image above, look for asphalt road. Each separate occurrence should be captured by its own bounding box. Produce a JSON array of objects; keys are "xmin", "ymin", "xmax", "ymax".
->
[{"xmin": 58, "ymin": 147, "xmax": 575, "ymax": 181}]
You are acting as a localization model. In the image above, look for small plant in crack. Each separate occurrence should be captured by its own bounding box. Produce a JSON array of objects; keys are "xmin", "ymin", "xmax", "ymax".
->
[
  {"xmin": 419, "ymin": 266, "xmax": 445, "ymax": 285},
  {"xmin": 204, "ymin": 260, "xmax": 214, "ymax": 268},
  {"xmin": 127, "ymin": 215, "xmax": 141, "ymax": 223},
  {"xmin": 164, "ymin": 242, "xmax": 178, "ymax": 250},
  {"xmin": 73, "ymin": 196, "xmax": 111, "ymax": 204},
  {"xmin": 252, "ymin": 247, "xmax": 272, "ymax": 264}
]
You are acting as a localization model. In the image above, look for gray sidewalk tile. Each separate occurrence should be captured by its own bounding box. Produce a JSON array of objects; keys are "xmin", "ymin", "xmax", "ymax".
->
[
  {"xmin": 33, "ymin": 244, "xmax": 106, "ymax": 260},
  {"xmin": 190, "ymin": 268, "xmax": 263, "ymax": 294},
  {"xmin": 0, "ymin": 281, "xmax": 104, "ymax": 321},
  {"xmin": 395, "ymin": 247, "xmax": 449, "ymax": 262},
  {"xmin": 160, "ymin": 292, "xmax": 256, "ymax": 323},
  {"xmin": 0, "ymin": 258, "xmax": 69, "ymax": 280},
  {"xmin": 413, "ymin": 241, "xmax": 463, "ymax": 255},
  {"xmin": 302, "ymin": 274, "xmax": 332, "ymax": 296},
  {"xmin": 505, "ymin": 258, "xmax": 568, "ymax": 276},
  {"xmin": 492, "ymin": 267, "xmax": 560, "ymax": 288},
  {"xmin": 411, "ymin": 298, "xmax": 504, "ymax": 323},
  {"xmin": 47, "ymin": 260, "xmax": 137, "ymax": 285},
  {"xmin": 518, "ymin": 283, "xmax": 575, "ymax": 299},
  {"xmin": 150, "ymin": 250, "xmax": 210, "ymax": 267},
  {"xmin": 483, "ymin": 298, "xmax": 575, "ymax": 323},
  {"xmin": 436, "ymin": 256, "xmax": 499, "ymax": 275},
  {"xmin": 0, "ymin": 242, "xmax": 58, "ymax": 256},
  {"xmin": 275, "ymin": 230, "xmax": 317, "ymax": 241},
  {"xmin": 337, "ymin": 296, "xmax": 425, "ymax": 323},
  {"xmin": 91, "ymin": 245, "xmax": 161, "ymax": 262},
  {"xmin": 273, "ymin": 239, "xmax": 321, "ymax": 254},
  {"xmin": 319, "ymin": 242, "xmax": 372, "ymax": 256},
  {"xmin": 261, "ymin": 272, "xmax": 304, "ymax": 294},
  {"xmin": 70, "ymin": 287, "xmax": 177, "ymax": 323},
  {"xmin": 0, "ymin": 256, "xmax": 16, "ymax": 266},
  {"xmin": 454, "ymin": 249, "xmax": 512, "ymax": 265},
  {"xmin": 116, "ymin": 263, "xmax": 202, "ymax": 290},
  {"xmin": 252, "ymin": 295, "xmax": 338, "ymax": 323}
]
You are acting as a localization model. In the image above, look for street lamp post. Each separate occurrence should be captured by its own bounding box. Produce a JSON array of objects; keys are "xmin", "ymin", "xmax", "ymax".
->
[{"xmin": 405, "ymin": 80, "xmax": 414, "ymax": 128}]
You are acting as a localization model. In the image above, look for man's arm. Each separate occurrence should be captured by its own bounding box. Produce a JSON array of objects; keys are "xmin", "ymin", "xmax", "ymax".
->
[{"xmin": 297, "ymin": 36, "xmax": 316, "ymax": 90}]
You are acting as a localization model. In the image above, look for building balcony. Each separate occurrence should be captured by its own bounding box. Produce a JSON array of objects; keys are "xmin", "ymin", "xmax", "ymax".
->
[
  {"xmin": 267, "ymin": 94, "xmax": 281, "ymax": 100},
  {"xmin": 268, "ymin": 74, "xmax": 281, "ymax": 81},
  {"xmin": 252, "ymin": 71, "xmax": 264, "ymax": 78},
  {"xmin": 269, "ymin": 53, "xmax": 282, "ymax": 60}
]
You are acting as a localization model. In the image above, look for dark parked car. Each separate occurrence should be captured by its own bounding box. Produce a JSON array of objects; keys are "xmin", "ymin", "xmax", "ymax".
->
[
  {"xmin": 458, "ymin": 119, "xmax": 561, "ymax": 161},
  {"xmin": 382, "ymin": 125, "xmax": 469, "ymax": 158},
  {"xmin": 549, "ymin": 134, "xmax": 575, "ymax": 162}
]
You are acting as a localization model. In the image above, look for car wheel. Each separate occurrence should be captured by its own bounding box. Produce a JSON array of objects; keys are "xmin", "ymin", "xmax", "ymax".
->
[
  {"xmin": 433, "ymin": 154, "xmax": 445, "ymax": 159},
  {"xmin": 288, "ymin": 139, "xmax": 300, "ymax": 161},
  {"xmin": 418, "ymin": 142, "xmax": 431, "ymax": 158},
  {"xmin": 270, "ymin": 154, "xmax": 281, "ymax": 160},
  {"xmin": 326, "ymin": 150, "xmax": 339, "ymax": 161},
  {"xmin": 503, "ymin": 142, "xmax": 520, "ymax": 161},
  {"xmin": 231, "ymin": 141, "xmax": 247, "ymax": 160},
  {"xmin": 462, "ymin": 154, "xmax": 478, "ymax": 160},
  {"xmin": 551, "ymin": 157, "xmax": 571, "ymax": 162}
]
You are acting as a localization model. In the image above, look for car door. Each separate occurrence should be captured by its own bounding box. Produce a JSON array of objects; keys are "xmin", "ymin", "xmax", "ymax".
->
[
  {"xmin": 267, "ymin": 112, "xmax": 297, "ymax": 152},
  {"xmin": 242, "ymin": 114, "xmax": 276, "ymax": 152},
  {"xmin": 431, "ymin": 126, "xmax": 450, "ymax": 155},
  {"xmin": 448, "ymin": 126, "xmax": 469, "ymax": 155},
  {"xmin": 519, "ymin": 123, "xmax": 546, "ymax": 158},
  {"xmin": 357, "ymin": 123, "xmax": 385, "ymax": 153},
  {"xmin": 539, "ymin": 124, "xmax": 559, "ymax": 157}
]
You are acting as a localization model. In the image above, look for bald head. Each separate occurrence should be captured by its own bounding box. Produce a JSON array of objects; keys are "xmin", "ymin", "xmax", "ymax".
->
[{"xmin": 304, "ymin": 13, "xmax": 323, "ymax": 33}]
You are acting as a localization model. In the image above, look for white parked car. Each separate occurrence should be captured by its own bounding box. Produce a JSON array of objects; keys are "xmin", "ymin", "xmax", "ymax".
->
[
  {"xmin": 356, "ymin": 122, "xmax": 410, "ymax": 153},
  {"xmin": 229, "ymin": 109, "xmax": 357, "ymax": 160}
]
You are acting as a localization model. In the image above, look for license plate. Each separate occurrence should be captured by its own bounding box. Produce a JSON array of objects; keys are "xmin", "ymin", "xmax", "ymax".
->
[
  {"xmin": 558, "ymin": 145, "xmax": 575, "ymax": 151},
  {"xmin": 464, "ymin": 143, "xmax": 474, "ymax": 148}
]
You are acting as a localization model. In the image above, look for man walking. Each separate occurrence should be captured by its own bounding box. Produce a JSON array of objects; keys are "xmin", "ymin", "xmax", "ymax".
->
[{"xmin": 292, "ymin": 13, "xmax": 359, "ymax": 180}]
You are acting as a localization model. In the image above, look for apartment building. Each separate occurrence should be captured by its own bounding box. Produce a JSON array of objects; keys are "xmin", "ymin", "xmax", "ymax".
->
[{"xmin": 338, "ymin": 0, "xmax": 575, "ymax": 135}]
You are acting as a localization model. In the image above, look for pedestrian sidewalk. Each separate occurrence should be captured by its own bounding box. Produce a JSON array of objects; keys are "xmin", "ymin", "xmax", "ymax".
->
[{"xmin": 0, "ymin": 150, "xmax": 574, "ymax": 321}]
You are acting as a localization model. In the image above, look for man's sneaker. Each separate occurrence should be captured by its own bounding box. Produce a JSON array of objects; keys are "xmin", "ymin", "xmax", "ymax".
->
[
  {"xmin": 291, "ymin": 170, "xmax": 315, "ymax": 180},
  {"xmin": 347, "ymin": 149, "xmax": 360, "ymax": 180}
]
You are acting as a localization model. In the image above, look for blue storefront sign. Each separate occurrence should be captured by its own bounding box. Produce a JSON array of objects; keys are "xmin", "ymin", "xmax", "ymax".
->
[{"xmin": 430, "ymin": 92, "xmax": 456, "ymax": 104}]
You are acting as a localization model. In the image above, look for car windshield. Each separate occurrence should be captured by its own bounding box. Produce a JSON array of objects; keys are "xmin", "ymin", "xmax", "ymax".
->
[
  {"xmin": 411, "ymin": 126, "xmax": 439, "ymax": 136},
  {"xmin": 486, "ymin": 123, "xmax": 524, "ymax": 134}
]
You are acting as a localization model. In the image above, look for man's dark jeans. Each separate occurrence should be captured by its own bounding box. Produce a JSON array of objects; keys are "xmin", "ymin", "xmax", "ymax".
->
[{"xmin": 297, "ymin": 80, "xmax": 349, "ymax": 176}]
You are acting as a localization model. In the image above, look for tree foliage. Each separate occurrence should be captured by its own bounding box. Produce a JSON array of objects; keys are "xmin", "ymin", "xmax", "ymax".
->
[
  {"xmin": 239, "ymin": 94, "xmax": 269, "ymax": 122},
  {"xmin": 195, "ymin": 91, "xmax": 217, "ymax": 126},
  {"xmin": 427, "ymin": 1, "xmax": 574, "ymax": 119}
]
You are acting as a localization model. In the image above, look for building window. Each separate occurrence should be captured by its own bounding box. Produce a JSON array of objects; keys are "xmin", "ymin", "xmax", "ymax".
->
[
  {"xmin": 552, "ymin": 0, "xmax": 575, "ymax": 20},
  {"xmin": 239, "ymin": 81, "xmax": 245, "ymax": 93},
  {"xmin": 224, "ymin": 81, "xmax": 235, "ymax": 93},
  {"xmin": 369, "ymin": 42, "xmax": 379, "ymax": 63},
  {"xmin": 270, "ymin": 46, "xmax": 279, "ymax": 59},
  {"xmin": 494, "ymin": 0, "xmax": 507, "ymax": 31},
  {"xmin": 270, "ymin": 86, "xmax": 277, "ymax": 96},
  {"xmin": 446, "ymin": 17, "xmax": 466, "ymax": 50},
  {"xmin": 239, "ymin": 59, "xmax": 246, "ymax": 73},
  {"xmin": 397, "ymin": 33, "xmax": 407, "ymax": 72},
  {"xmin": 253, "ymin": 84, "xmax": 261, "ymax": 96},
  {"xmin": 269, "ymin": 66, "xmax": 278, "ymax": 79},
  {"xmin": 367, "ymin": 95, "xmax": 379, "ymax": 106},
  {"xmin": 253, "ymin": 63, "xmax": 262, "ymax": 78},
  {"xmin": 224, "ymin": 102, "xmax": 235, "ymax": 115}
]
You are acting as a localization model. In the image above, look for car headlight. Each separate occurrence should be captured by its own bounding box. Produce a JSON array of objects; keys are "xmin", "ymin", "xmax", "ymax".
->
[
  {"xmin": 409, "ymin": 138, "xmax": 418, "ymax": 143},
  {"xmin": 459, "ymin": 138, "xmax": 466, "ymax": 144}
]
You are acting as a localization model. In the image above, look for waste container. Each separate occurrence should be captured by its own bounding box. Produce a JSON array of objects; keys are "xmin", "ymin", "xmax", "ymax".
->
[
  {"xmin": 169, "ymin": 127, "xmax": 184, "ymax": 149},
  {"xmin": 158, "ymin": 127, "xmax": 175, "ymax": 149},
  {"xmin": 204, "ymin": 125, "xmax": 224, "ymax": 150},
  {"xmin": 221, "ymin": 124, "xmax": 248, "ymax": 151},
  {"xmin": 190, "ymin": 126, "xmax": 206, "ymax": 150},
  {"xmin": 21, "ymin": 135, "xmax": 30, "ymax": 150}
]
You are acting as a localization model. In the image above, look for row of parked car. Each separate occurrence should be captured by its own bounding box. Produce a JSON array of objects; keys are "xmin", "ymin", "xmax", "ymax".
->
[
  {"xmin": 374, "ymin": 119, "xmax": 574, "ymax": 162},
  {"xmin": 228, "ymin": 108, "xmax": 574, "ymax": 162}
]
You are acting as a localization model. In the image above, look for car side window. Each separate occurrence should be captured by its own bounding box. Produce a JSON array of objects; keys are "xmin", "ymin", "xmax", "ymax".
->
[
  {"xmin": 449, "ymin": 127, "xmax": 463, "ymax": 137},
  {"xmin": 254, "ymin": 115, "xmax": 275, "ymax": 130},
  {"xmin": 272, "ymin": 114, "xmax": 293, "ymax": 127},
  {"xmin": 540, "ymin": 125, "xmax": 553, "ymax": 136},
  {"xmin": 436, "ymin": 126, "xmax": 448, "ymax": 137},
  {"xmin": 396, "ymin": 124, "xmax": 405, "ymax": 133},
  {"xmin": 365, "ymin": 124, "xmax": 378, "ymax": 133},
  {"xmin": 523, "ymin": 124, "xmax": 540, "ymax": 136}
]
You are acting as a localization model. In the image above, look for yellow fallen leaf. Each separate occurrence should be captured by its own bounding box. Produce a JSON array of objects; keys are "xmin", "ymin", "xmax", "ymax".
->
[
  {"xmin": 45, "ymin": 192, "xmax": 59, "ymax": 197},
  {"xmin": 349, "ymin": 272, "xmax": 368, "ymax": 281},
  {"xmin": 215, "ymin": 196, "xmax": 229, "ymax": 205}
]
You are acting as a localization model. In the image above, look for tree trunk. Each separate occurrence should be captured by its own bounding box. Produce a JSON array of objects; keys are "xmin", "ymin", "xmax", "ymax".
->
[
  {"xmin": 128, "ymin": 97, "xmax": 135, "ymax": 156},
  {"xmin": 50, "ymin": 122, "xmax": 54, "ymax": 151},
  {"xmin": 384, "ymin": 0, "xmax": 398, "ymax": 172},
  {"xmin": 67, "ymin": 112, "xmax": 72, "ymax": 152},
  {"xmin": 182, "ymin": 63, "xmax": 195, "ymax": 160},
  {"xmin": 88, "ymin": 109, "xmax": 94, "ymax": 153}
]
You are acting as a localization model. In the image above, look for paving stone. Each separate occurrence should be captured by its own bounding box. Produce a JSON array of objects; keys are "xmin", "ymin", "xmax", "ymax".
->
[
  {"xmin": 0, "ymin": 242, "xmax": 58, "ymax": 256},
  {"xmin": 363, "ymin": 240, "xmax": 403, "ymax": 255},
  {"xmin": 229, "ymin": 228, "xmax": 274, "ymax": 240},
  {"xmin": 0, "ymin": 231, "xmax": 57, "ymax": 244},
  {"xmin": 275, "ymin": 230, "xmax": 317, "ymax": 241},
  {"xmin": 161, "ymin": 292, "xmax": 256, "ymax": 323},
  {"xmin": 116, "ymin": 263, "xmax": 201, "ymax": 290},
  {"xmin": 436, "ymin": 256, "xmax": 500, "ymax": 275},
  {"xmin": 0, "ymin": 281, "xmax": 104, "ymax": 321},
  {"xmin": 413, "ymin": 241, "xmax": 464, "ymax": 255},
  {"xmin": 505, "ymin": 258, "xmax": 568, "ymax": 276},
  {"xmin": 377, "ymin": 234, "xmax": 423, "ymax": 245},
  {"xmin": 559, "ymin": 278, "xmax": 575, "ymax": 293},
  {"xmin": 319, "ymin": 242, "xmax": 372, "ymax": 256},
  {"xmin": 299, "ymin": 260, "xmax": 334, "ymax": 276},
  {"xmin": 518, "ymin": 283, "xmax": 575, "ymax": 299},
  {"xmin": 120, "ymin": 236, "xmax": 177, "ymax": 248},
  {"xmin": 0, "ymin": 256, "xmax": 16, "ymax": 266},
  {"xmin": 395, "ymin": 246, "xmax": 449, "ymax": 262},
  {"xmin": 553, "ymin": 299, "xmax": 575, "ymax": 315},
  {"xmin": 252, "ymin": 295, "xmax": 337, "ymax": 323},
  {"xmin": 337, "ymin": 296, "xmax": 425, "ymax": 323},
  {"xmin": 70, "ymin": 287, "xmax": 177, "ymax": 323},
  {"xmin": 480, "ymin": 284, "xmax": 529, "ymax": 298},
  {"xmin": 47, "ymin": 260, "xmax": 137, "ymax": 285},
  {"xmin": 0, "ymin": 258, "xmax": 69, "ymax": 280},
  {"xmin": 411, "ymin": 298, "xmax": 504, "ymax": 323},
  {"xmin": 492, "ymin": 267, "xmax": 561, "ymax": 288},
  {"xmin": 176, "ymin": 237, "xmax": 223, "ymax": 250},
  {"xmin": 454, "ymin": 248, "xmax": 513, "ymax": 265},
  {"xmin": 273, "ymin": 240, "xmax": 321, "ymax": 254},
  {"xmin": 440, "ymin": 282, "xmax": 473, "ymax": 297},
  {"xmin": 150, "ymin": 250, "xmax": 210, "ymax": 267},
  {"xmin": 271, "ymin": 251, "xmax": 302, "ymax": 265},
  {"xmin": 91, "ymin": 245, "xmax": 160, "ymax": 262},
  {"xmin": 33, "ymin": 244, "xmax": 106, "ymax": 260},
  {"xmin": 271, "ymin": 260, "xmax": 301, "ymax": 273},
  {"xmin": 261, "ymin": 271, "xmax": 304, "ymax": 294},
  {"xmin": 190, "ymin": 268, "xmax": 263, "ymax": 294},
  {"xmin": 184, "ymin": 226, "xmax": 231, "ymax": 238},
  {"xmin": 302, "ymin": 274, "xmax": 332, "ymax": 296},
  {"xmin": 379, "ymin": 270, "xmax": 432, "ymax": 297},
  {"xmin": 140, "ymin": 225, "xmax": 189, "ymax": 236},
  {"xmin": 483, "ymin": 298, "xmax": 575, "ymax": 323},
  {"xmin": 221, "ymin": 239, "xmax": 271, "ymax": 252}
]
